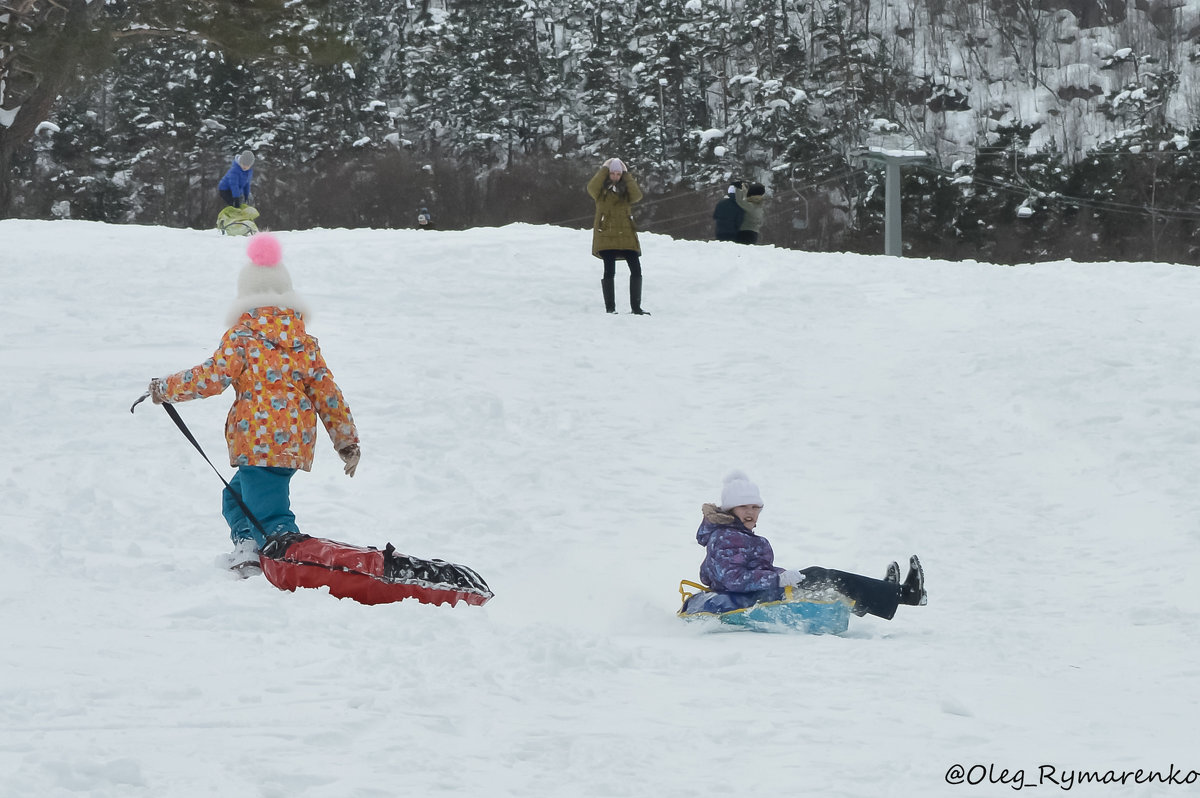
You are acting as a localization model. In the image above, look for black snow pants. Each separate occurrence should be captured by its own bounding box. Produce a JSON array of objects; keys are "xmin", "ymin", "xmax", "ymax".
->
[{"xmin": 800, "ymin": 567, "xmax": 901, "ymax": 620}]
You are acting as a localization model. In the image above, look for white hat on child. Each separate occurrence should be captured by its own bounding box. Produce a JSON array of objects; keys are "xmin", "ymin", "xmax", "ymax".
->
[
  {"xmin": 720, "ymin": 470, "xmax": 764, "ymax": 510},
  {"xmin": 226, "ymin": 232, "xmax": 311, "ymax": 326}
]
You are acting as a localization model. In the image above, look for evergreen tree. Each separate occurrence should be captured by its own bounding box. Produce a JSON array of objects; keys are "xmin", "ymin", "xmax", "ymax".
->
[
  {"xmin": 626, "ymin": 0, "xmax": 719, "ymax": 175},
  {"xmin": 425, "ymin": 0, "xmax": 556, "ymax": 167},
  {"xmin": 1, "ymin": 0, "xmax": 351, "ymax": 215}
]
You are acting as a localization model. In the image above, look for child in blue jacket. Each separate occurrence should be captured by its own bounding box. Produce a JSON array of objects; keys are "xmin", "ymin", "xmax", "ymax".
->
[
  {"xmin": 693, "ymin": 471, "xmax": 927, "ymax": 619},
  {"xmin": 219, "ymin": 150, "xmax": 255, "ymax": 208}
]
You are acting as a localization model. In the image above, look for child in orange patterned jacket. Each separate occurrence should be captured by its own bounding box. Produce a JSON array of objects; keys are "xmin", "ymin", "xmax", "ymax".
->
[{"xmin": 149, "ymin": 232, "xmax": 360, "ymax": 569}]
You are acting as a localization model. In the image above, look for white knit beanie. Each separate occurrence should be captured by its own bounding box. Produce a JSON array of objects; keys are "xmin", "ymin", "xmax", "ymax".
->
[
  {"xmin": 225, "ymin": 232, "xmax": 311, "ymax": 326},
  {"xmin": 719, "ymin": 470, "xmax": 764, "ymax": 510},
  {"xmin": 237, "ymin": 150, "xmax": 255, "ymax": 169},
  {"xmin": 608, "ymin": 158, "xmax": 626, "ymax": 173}
]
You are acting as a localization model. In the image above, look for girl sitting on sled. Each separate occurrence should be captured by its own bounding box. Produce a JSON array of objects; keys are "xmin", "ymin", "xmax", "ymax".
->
[{"xmin": 689, "ymin": 471, "xmax": 926, "ymax": 619}]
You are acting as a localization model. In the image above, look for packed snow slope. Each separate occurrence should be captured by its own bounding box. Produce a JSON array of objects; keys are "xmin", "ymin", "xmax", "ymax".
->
[{"xmin": 2, "ymin": 220, "xmax": 1199, "ymax": 798}]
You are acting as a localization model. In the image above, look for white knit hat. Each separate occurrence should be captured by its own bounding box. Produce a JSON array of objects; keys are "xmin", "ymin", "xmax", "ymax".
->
[
  {"xmin": 719, "ymin": 470, "xmax": 764, "ymax": 510},
  {"xmin": 225, "ymin": 232, "xmax": 311, "ymax": 326},
  {"xmin": 608, "ymin": 158, "xmax": 626, "ymax": 173},
  {"xmin": 237, "ymin": 150, "xmax": 255, "ymax": 169}
]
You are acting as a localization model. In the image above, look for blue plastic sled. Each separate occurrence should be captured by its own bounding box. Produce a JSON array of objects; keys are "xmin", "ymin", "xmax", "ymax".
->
[{"xmin": 678, "ymin": 580, "xmax": 853, "ymax": 635}]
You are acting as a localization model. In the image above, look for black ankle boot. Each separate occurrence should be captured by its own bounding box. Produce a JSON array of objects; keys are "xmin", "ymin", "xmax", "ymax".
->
[
  {"xmin": 900, "ymin": 555, "xmax": 927, "ymax": 606},
  {"xmin": 884, "ymin": 561, "xmax": 900, "ymax": 584}
]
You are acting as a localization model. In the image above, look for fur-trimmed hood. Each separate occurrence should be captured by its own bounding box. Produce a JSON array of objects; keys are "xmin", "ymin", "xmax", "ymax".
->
[
  {"xmin": 697, "ymin": 502, "xmax": 756, "ymax": 547},
  {"xmin": 701, "ymin": 502, "xmax": 738, "ymax": 526}
]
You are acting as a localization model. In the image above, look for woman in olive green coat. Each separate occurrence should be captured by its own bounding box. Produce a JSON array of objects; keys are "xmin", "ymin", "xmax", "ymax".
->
[{"xmin": 587, "ymin": 158, "xmax": 648, "ymax": 315}]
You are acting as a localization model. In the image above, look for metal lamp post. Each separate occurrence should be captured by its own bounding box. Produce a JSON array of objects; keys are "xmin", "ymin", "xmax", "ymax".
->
[{"xmin": 854, "ymin": 147, "xmax": 927, "ymax": 257}]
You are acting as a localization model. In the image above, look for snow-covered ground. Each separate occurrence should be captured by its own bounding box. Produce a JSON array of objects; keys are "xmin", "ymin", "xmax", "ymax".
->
[{"xmin": 3, "ymin": 219, "xmax": 1199, "ymax": 797}]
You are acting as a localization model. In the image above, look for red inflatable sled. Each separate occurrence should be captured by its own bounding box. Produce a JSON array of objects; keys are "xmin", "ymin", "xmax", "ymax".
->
[{"xmin": 259, "ymin": 533, "xmax": 493, "ymax": 607}]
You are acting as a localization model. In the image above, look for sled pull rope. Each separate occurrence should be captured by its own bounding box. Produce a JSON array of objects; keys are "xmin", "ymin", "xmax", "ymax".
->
[{"xmin": 132, "ymin": 396, "xmax": 268, "ymax": 539}]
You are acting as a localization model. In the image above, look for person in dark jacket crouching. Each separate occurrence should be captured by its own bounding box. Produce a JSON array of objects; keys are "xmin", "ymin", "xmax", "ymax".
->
[{"xmin": 219, "ymin": 150, "xmax": 255, "ymax": 208}]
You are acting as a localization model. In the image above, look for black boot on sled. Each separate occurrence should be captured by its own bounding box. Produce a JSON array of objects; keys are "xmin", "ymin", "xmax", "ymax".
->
[
  {"xmin": 900, "ymin": 555, "xmax": 926, "ymax": 606},
  {"xmin": 884, "ymin": 561, "xmax": 900, "ymax": 584}
]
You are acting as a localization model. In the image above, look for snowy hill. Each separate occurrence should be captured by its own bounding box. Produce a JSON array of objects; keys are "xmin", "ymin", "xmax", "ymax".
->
[{"xmin": 2, "ymin": 220, "xmax": 1199, "ymax": 797}]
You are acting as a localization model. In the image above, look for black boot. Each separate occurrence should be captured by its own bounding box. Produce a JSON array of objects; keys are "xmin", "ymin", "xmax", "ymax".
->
[
  {"xmin": 629, "ymin": 274, "xmax": 650, "ymax": 315},
  {"xmin": 900, "ymin": 555, "xmax": 926, "ymax": 606},
  {"xmin": 884, "ymin": 561, "xmax": 900, "ymax": 584},
  {"xmin": 601, "ymin": 276, "xmax": 616, "ymax": 313}
]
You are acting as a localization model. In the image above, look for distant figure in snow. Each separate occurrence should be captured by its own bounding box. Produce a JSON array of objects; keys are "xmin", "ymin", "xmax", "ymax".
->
[
  {"xmin": 147, "ymin": 232, "xmax": 361, "ymax": 571},
  {"xmin": 733, "ymin": 181, "xmax": 767, "ymax": 245},
  {"xmin": 218, "ymin": 150, "xmax": 255, "ymax": 209},
  {"xmin": 690, "ymin": 471, "xmax": 927, "ymax": 618},
  {"xmin": 587, "ymin": 157, "xmax": 648, "ymax": 315},
  {"xmin": 712, "ymin": 184, "xmax": 744, "ymax": 242},
  {"xmin": 417, "ymin": 206, "xmax": 433, "ymax": 230}
]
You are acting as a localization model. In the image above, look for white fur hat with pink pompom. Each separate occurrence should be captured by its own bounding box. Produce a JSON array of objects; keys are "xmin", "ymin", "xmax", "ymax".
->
[{"xmin": 226, "ymin": 232, "xmax": 311, "ymax": 326}]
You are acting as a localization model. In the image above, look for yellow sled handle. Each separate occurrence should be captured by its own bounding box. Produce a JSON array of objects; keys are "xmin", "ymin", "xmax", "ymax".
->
[{"xmin": 679, "ymin": 579, "xmax": 710, "ymax": 603}]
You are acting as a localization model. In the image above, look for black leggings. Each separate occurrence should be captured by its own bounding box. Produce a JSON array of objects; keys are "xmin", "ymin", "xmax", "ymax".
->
[
  {"xmin": 600, "ymin": 250, "xmax": 642, "ymax": 278},
  {"xmin": 219, "ymin": 188, "xmax": 238, "ymax": 207}
]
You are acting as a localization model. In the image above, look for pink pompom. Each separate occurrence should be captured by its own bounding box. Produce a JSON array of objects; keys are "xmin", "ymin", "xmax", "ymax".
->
[{"xmin": 246, "ymin": 232, "xmax": 282, "ymax": 267}]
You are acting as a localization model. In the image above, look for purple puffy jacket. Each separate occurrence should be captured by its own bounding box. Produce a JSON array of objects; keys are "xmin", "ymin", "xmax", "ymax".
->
[{"xmin": 696, "ymin": 503, "xmax": 783, "ymax": 593}]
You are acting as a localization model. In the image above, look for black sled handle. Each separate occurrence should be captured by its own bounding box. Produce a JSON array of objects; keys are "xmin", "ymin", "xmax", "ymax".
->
[{"xmin": 130, "ymin": 390, "xmax": 268, "ymax": 539}]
